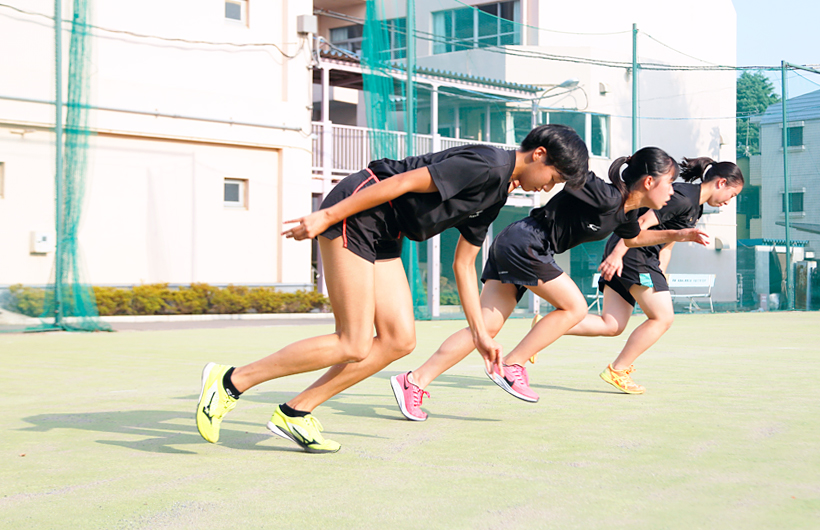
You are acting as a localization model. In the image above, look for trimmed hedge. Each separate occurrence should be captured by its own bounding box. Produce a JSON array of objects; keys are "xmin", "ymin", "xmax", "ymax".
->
[{"xmin": 4, "ymin": 283, "xmax": 329, "ymax": 317}]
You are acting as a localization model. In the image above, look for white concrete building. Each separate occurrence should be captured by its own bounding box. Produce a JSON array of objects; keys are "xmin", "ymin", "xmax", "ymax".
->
[{"xmin": 0, "ymin": 0, "xmax": 315, "ymax": 288}]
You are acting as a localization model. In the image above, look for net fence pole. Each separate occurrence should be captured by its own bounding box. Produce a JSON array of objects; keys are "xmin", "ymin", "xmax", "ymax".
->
[
  {"xmin": 631, "ymin": 23, "xmax": 638, "ymax": 152},
  {"xmin": 54, "ymin": 0, "xmax": 64, "ymax": 327},
  {"xmin": 781, "ymin": 60, "xmax": 793, "ymax": 310}
]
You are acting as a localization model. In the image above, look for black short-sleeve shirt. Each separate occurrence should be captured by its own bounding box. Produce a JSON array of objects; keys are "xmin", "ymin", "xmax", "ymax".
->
[
  {"xmin": 603, "ymin": 182, "xmax": 702, "ymax": 270},
  {"xmin": 529, "ymin": 172, "xmax": 640, "ymax": 254},
  {"xmin": 368, "ymin": 145, "xmax": 514, "ymax": 246}
]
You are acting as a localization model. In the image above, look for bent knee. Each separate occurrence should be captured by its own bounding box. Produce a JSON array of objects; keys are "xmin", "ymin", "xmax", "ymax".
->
[
  {"xmin": 338, "ymin": 336, "xmax": 374, "ymax": 363},
  {"xmin": 653, "ymin": 313, "xmax": 674, "ymax": 331}
]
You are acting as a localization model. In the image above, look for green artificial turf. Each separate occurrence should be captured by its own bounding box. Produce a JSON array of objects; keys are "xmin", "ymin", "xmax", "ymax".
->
[{"xmin": 2, "ymin": 312, "xmax": 819, "ymax": 529}]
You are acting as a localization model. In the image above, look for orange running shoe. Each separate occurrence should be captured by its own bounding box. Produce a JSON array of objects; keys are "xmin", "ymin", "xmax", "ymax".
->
[{"xmin": 600, "ymin": 364, "xmax": 645, "ymax": 394}]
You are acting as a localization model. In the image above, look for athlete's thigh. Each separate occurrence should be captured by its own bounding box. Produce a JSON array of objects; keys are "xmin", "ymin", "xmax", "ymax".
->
[
  {"xmin": 373, "ymin": 257, "xmax": 415, "ymax": 339},
  {"xmin": 630, "ymin": 286, "xmax": 673, "ymax": 320},
  {"xmin": 479, "ymin": 280, "xmax": 520, "ymax": 333},
  {"xmin": 319, "ymin": 236, "xmax": 376, "ymax": 339},
  {"xmin": 527, "ymin": 273, "xmax": 586, "ymax": 310},
  {"xmin": 601, "ymin": 286, "xmax": 635, "ymax": 328}
]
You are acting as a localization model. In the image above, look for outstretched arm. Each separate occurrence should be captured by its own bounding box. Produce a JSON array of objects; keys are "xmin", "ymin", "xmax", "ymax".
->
[
  {"xmin": 453, "ymin": 236, "xmax": 504, "ymax": 377},
  {"xmin": 623, "ymin": 227, "xmax": 709, "ymax": 248},
  {"xmin": 599, "ymin": 210, "xmax": 660, "ymax": 281},
  {"xmin": 283, "ymin": 167, "xmax": 438, "ymax": 240}
]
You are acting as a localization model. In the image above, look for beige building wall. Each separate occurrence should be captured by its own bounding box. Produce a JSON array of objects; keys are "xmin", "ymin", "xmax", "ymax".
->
[{"xmin": 0, "ymin": 0, "xmax": 314, "ymax": 287}]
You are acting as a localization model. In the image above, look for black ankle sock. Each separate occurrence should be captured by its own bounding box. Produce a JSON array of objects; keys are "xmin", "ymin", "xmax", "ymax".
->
[
  {"xmin": 280, "ymin": 403, "xmax": 309, "ymax": 418},
  {"xmin": 223, "ymin": 367, "xmax": 242, "ymax": 399}
]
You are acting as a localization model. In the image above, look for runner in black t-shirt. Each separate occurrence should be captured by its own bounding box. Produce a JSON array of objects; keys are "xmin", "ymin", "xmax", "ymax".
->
[
  {"xmin": 195, "ymin": 125, "xmax": 590, "ymax": 452},
  {"xmin": 393, "ymin": 147, "xmax": 710, "ymax": 418},
  {"xmin": 565, "ymin": 157, "xmax": 744, "ymax": 394}
]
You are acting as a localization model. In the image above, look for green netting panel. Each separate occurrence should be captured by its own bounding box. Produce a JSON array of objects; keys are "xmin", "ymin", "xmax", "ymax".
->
[
  {"xmin": 24, "ymin": 0, "xmax": 109, "ymax": 332},
  {"xmin": 362, "ymin": 0, "xmax": 427, "ymax": 318}
]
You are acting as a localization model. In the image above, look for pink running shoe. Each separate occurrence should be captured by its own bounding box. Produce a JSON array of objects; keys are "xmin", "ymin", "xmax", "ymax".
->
[
  {"xmin": 486, "ymin": 364, "xmax": 539, "ymax": 403},
  {"xmin": 390, "ymin": 372, "xmax": 430, "ymax": 421}
]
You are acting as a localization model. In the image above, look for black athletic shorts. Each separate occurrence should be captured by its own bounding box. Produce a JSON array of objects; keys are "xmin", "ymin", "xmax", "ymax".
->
[
  {"xmin": 599, "ymin": 268, "xmax": 669, "ymax": 306},
  {"xmin": 319, "ymin": 168, "xmax": 403, "ymax": 263},
  {"xmin": 481, "ymin": 216, "xmax": 564, "ymax": 303}
]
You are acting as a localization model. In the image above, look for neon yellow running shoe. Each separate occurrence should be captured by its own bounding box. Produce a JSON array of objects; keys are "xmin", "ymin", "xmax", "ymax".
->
[
  {"xmin": 267, "ymin": 406, "xmax": 341, "ymax": 454},
  {"xmin": 196, "ymin": 362, "xmax": 238, "ymax": 443},
  {"xmin": 600, "ymin": 364, "xmax": 646, "ymax": 394}
]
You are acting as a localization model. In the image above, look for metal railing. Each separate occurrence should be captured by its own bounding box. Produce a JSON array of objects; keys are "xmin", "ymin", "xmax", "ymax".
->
[{"xmin": 312, "ymin": 122, "xmax": 516, "ymax": 175}]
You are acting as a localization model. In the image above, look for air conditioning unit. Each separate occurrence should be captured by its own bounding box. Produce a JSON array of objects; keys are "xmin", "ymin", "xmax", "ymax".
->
[{"xmin": 30, "ymin": 231, "xmax": 55, "ymax": 254}]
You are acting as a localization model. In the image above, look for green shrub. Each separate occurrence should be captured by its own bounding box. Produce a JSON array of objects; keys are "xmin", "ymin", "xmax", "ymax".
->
[
  {"xmin": 249, "ymin": 287, "xmax": 287, "ymax": 313},
  {"xmin": 6, "ymin": 283, "xmax": 329, "ymax": 317},
  {"xmin": 131, "ymin": 284, "xmax": 172, "ymax": 315},
  {"xmin": 7, "ymin": 284, "xmax": 46, "ymax": 317},
  {"xmin": 93, "ymin": 286, "xmax": 134, "ymax": 316},
  {"xmin": 210, "ymin": 285, "xmax": 250, "ymax": 314},
  {"xmin": 169, "ymin": 283, "xmax": 214, "ymax": 314}
]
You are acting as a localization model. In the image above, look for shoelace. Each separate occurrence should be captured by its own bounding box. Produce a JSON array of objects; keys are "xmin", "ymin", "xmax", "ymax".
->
[
  {"xmin": 305, "ymin": 415, "xmax": 324, "ymax": 433},
  {"xmin": 412, "ymin": 387, "xmax": 430, "ymax": 408},
  {"xmin": 506, "ymin": 364, "xmax": 528, "ymax": 386}
]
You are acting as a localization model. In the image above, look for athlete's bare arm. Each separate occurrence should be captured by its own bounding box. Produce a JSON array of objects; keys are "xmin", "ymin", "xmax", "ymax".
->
[
  {"xmin": 283, "ymin": 167, "xmax": 438, "ymax": 240},
  {"xmin": 452, "ymin": 236, "xmax": 504, "ymax": 376},
  {"xmin": 599, "ymin": 210, "xmax": 660, "ymax": 281},
  {"xmin": 623, "ymin": 227, "xmax": 708, "ymax": 248}
]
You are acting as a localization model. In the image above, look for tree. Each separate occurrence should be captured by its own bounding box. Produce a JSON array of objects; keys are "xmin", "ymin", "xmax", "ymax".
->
[{"xmin": 737, "ymin": 71, "xmax": 780, "ymax": 158}]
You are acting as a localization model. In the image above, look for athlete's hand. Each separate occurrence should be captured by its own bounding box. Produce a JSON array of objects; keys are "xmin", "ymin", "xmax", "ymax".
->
[
  {"xmin": 282, "ymin": 210, "xmax": 332, "ymax": 240},
  {"xmin": 677, "ymin": 228, "xmax": 710, "ymax": 246},
  {"xmin": 598, "ymin": 254, "xmax": 624, "ymax": 281},
  {"xmin": 475, "ymin": 332, "xmax": 504, "ymax": 379}
]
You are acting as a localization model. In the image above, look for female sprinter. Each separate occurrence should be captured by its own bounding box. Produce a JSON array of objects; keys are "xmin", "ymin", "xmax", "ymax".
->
[
  {"xmin": 564, "ymin": 157, "xmax": 744, "ymax": 394},
  {"xmin": 195, "ymin": 124, "xmax": 590, "ymax": 452},
  {"xmin": 391, "ymin": 147, "xmax": 709, "ymax": 420}
]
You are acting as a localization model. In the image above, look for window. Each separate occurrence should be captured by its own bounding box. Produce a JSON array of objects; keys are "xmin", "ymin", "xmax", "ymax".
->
[
  {"xmin": 329, "ymin": 24, "xmax": 364, "ymax": 55},
  {"xmin": 782, "ymin": 190, "xmax": 804, "ymax": 213},
  {"xmin": 547, "ymin": 111, "xmax": 586, "ymax": 141},
  {"xmin": 433, "ymin": 1, "xmax": 520, "ymax": 54},
  {"xmin": 781, "ymin": 126, "xmax": 803, "ymax": 147},
  {"xmin": 224, "ymin": 178, "xmax": 248, "ymax": 208},
  {"xmin": 385, "ymin": 18, "xmax": 407, "ymax": 60},
  {"xmin": 225, "ymin": 0, "xmax": 248, "ymax": 24},
  {"xmin": 590, "ymin": 114, "xmax": 609, "ymax": 157}
]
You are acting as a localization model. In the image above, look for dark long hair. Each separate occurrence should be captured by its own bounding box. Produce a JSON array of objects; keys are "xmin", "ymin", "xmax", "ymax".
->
[
  {"xmin": 520, "ymin": 124, "xmax": 589, "ymax": 190},
  {"xmin": 607, "ymin": 146, "xmax": 679, "ymax": 204},
  {"xmin": 680, "ymin": 157, "xmax": 745, "ymax": 186}
]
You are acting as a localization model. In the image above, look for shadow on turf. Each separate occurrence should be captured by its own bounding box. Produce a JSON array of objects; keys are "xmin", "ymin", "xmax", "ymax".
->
[{"xmin": 18, "ymin": 411, "xmax": 306, "ymax": 455}]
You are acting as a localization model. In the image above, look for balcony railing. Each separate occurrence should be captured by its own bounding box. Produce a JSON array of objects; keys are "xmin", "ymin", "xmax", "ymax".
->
[{"xmin": 312, "ymin": 122, "xmax": 516, "ymax": 175}]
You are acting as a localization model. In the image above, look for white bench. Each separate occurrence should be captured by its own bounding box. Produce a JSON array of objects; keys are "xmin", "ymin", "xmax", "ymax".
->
[
  {"xmin": 668, "ymin": 274, "xmax": 716, "ymax": 313},
  {"xmin": 586, "ymin": 273, "xmax": 602, "ymax": 314}
]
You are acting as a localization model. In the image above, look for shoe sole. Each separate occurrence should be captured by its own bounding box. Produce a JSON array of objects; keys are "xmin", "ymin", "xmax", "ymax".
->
[
  {"xmin": 196, "ymin": 362, "xmax": 219, "ymax": 443},
  {"xmin": 266, "ymin": 420, "xmax": 341, "ymax": 454},
  {"xmin": 599, "ymin": 372, "xmax": 645, "ymax": 394},
  {"xmin": 485, "ymin": 368, "xmax": 539, "ymax": 403},
  {"xmin": 389, "ymin": 375, "xmax": 427, "ymax": 422}
]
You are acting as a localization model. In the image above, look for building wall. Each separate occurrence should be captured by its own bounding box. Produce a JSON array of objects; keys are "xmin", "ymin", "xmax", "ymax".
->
[
  {"xmin": 0, "ymin": 0, "xmax": 314, "ymax": 287},
  {"xmin": 759, "ymin": 116, "xmax": 820, "ymax": 252}
]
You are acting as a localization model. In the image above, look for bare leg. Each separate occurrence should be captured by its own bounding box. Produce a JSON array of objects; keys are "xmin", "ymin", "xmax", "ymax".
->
[
  {"xmin": 610, "ymin": 287, "xmax": 674, "ymax": 370},
  {"xmin": 564, "ymin": 286, "xmax": 634, "ymax": 337},
  {"xmin": 230, "ymin": 237, "xmax": 376, "ymax": 393},
  {"xmin": 503, "ymin": 273, "xmax": 588, "ymax": 366},
  {"xmin": 412, "ymin": 280, "xmax": 520, "ymax": 390},
  {"xmin": 288, "ymin": 256, "xmax": 415, "ymax": 412}
]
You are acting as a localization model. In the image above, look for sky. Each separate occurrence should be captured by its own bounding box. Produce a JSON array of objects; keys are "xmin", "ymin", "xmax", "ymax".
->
[{"xmin": 733, "ymin": 0, "xmax": 820, "ymax": 98}]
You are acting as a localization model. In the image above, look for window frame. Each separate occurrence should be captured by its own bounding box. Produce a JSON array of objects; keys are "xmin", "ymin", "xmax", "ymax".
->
[
  {"xmin": 224, "ymin": 0, "xmax": 249, "ymax": 27},
  {"xmin": 781, "ymin": 189, "xmax": 805, "ymax": 214},
  {"xmin": 224, "ymin": 178, "xmax": 249, "ymax": 209},
  {"xmin": 433, "ymin": 1, "xmax": 520, "ymax": 54}
]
